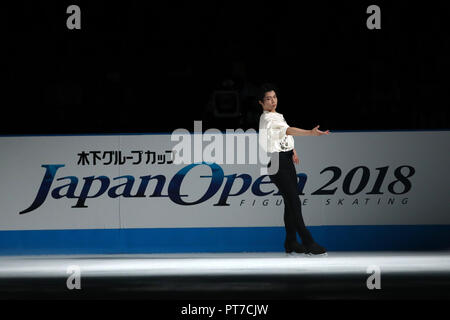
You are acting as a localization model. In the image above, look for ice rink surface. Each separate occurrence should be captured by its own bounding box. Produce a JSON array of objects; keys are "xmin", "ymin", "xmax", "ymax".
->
[{"xmin": 1, "ymin": 251, "xmax": 449, "ymax": 299}]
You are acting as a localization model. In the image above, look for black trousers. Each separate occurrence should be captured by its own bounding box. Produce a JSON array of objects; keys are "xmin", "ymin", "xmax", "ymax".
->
[{"xmin": 268, "ymin": 150, "xmax": 315, "ymax": 245}]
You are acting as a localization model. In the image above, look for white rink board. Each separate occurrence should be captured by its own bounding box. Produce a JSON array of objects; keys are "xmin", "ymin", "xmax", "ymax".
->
[{"xmin": 0, "ymin": 131, "xmax": 449, "ymax": 231}]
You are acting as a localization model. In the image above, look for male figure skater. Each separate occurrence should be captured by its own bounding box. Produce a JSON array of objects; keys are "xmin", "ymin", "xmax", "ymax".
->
[{"xmin": 258, "ymin": 83, "xmax": 329, "ymax": 255}]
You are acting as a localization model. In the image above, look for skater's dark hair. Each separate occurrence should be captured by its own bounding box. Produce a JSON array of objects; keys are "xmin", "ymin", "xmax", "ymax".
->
[{"xmin": 257, "ymin": 83, "xmax": 278, "ymax": 103}]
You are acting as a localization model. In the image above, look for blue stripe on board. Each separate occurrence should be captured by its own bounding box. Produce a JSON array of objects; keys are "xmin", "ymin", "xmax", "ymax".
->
[{"xmin": 0, "ymin": 225, "xmax": 449, "ymax": 255}]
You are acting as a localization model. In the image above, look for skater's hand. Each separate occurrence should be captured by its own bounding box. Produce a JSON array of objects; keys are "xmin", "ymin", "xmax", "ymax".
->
[
  {"xmin": 292, "ymin": 150, "xmax": 299, "ymax": 165},
  {"xmin": 311, "ymin": 125, "xmax": 330, "ymax": 136}
]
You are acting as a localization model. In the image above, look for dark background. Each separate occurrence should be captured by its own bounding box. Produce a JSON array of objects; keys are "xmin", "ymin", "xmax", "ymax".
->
[{"xmin": 3, "ymin": 1, "xmax": 450, "ymax": 134}]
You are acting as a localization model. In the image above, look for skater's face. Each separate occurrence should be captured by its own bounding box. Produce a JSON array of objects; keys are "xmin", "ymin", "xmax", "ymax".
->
[{"xmin": 259, "ymin": 90, "xmax": 277, "ymax": 112}]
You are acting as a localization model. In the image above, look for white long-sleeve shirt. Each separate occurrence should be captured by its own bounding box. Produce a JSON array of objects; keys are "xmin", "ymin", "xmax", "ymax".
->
[{"xmin": 258, "ymin": 110, "xmax": 294, "ymax": 153}]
